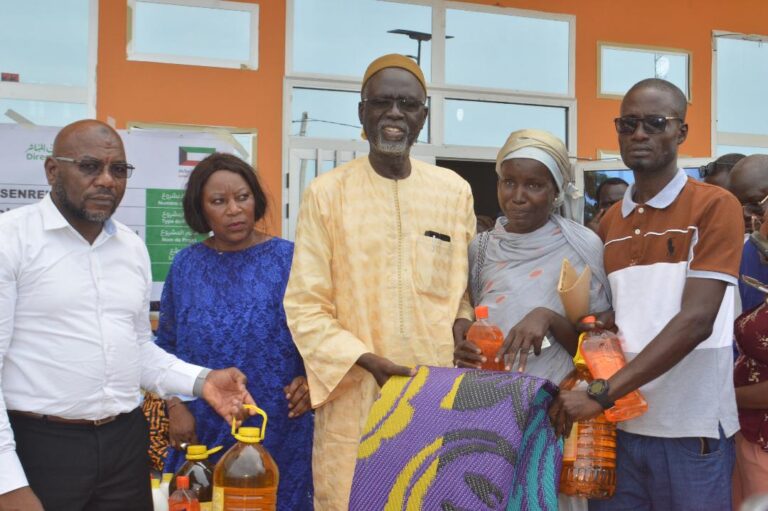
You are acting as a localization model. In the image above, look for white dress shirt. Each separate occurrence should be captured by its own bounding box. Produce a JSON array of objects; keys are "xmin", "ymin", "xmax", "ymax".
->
[{"xmin": 0, "ymin": 195, "xmax": 204, "ymax": 494}]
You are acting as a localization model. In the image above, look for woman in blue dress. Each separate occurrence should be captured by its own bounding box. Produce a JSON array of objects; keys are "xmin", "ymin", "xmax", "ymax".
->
[{"xmin": 156, "ymin": 153, "xmax": 313, "ymax": 510}]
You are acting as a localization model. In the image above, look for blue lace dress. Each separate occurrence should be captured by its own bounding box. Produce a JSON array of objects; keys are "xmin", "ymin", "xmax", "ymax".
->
[{"xmin": 156, "ymin": 238, "xmax": 313, "ymax": 510}]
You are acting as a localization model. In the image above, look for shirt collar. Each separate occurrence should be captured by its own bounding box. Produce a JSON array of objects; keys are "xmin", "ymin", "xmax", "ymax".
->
[
  {"xmin": 621, "ymin": 168, "xmax": 688, "ymax": 218},
  {"xmin": 40, "ymin": 193, "xmax": 117, "ymax": 237}
]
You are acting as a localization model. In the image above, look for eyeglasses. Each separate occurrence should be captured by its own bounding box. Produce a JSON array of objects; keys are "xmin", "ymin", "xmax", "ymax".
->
[
  {"xmin": 614, "ymin": 115, "xmax": 683, "ymax": 135},
  {"xmin": 743, "ymin": 191, "xmax": 768, "ymax": 217},
  {"xmin": 53, "ymin": 157, "xmax": 134, "ymax": 179},
  {"xmin": 361, "ymin": 97, "xmax": 426, "ymax": 113}
]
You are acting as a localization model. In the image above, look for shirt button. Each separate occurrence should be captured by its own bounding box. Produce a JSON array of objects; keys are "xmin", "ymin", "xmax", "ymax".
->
[
  {"xmin": 634, "ymin": 228, "xmax": 641, "ymax": 235},
  {"xmin": 638, "ymin": 207, "xmax": 645, "ymax": 214}
]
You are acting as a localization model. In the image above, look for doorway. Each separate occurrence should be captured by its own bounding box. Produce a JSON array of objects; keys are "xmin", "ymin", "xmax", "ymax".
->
[{"xmin": 437, "ymin": 158, "xmax": 499, "ymax": 228}]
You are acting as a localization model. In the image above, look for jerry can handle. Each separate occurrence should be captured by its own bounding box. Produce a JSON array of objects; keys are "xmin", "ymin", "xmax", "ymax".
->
[{"xmin": 231, "ymin": 403, "xmax": 268, "ymax": 442}]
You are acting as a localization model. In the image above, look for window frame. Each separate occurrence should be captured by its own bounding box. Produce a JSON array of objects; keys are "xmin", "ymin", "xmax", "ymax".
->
[
  {"xmin": 0, "ymin": 0, "xmax": 98, "ymax": 125},
  {"xmin": 712, "ymin": 30, "xmax": 768, "ymax": 156},
  {"xmin": 597, "ymin": 41, "xmax": 692, "ymax": 102},
  {"xmin": 283, "ymin": 0, "xmax": 577, "ymax": 239},
  {"xmin": 126, "ymin": 0, "xmax": 259, "ymax": 70}
]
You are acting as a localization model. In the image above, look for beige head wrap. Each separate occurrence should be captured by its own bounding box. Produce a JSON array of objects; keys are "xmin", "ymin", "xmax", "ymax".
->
[
  {"xmin": 496, "ymin": 129, "xmax": 583, "ymax": 221},
  {"xmin": 362, "ymin": 54, "xmax": 427, "ymax": 93}
]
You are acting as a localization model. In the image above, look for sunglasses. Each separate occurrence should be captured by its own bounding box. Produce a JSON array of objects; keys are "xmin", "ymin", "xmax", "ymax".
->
[
  {"xmin": 698, "ymin": 160, "xmax": 738, "ymax": 179},
  {"xmin": 614, "ymin": 115, "xmax": 683, "ymax": 135}
]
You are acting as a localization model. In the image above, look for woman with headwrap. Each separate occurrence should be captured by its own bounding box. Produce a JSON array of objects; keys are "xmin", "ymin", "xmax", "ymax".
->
[{"xmin": 454, "ymin": 129, "xmax": 611, "ymax": 384}]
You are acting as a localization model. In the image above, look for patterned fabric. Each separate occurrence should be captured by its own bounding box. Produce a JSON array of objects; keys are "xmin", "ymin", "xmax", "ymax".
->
[
  {"xmin": 734, "ymin": 302, "xmax": 768, "ymax": 451},
  {"xmin": 284, "ymin": 156, "xmax": 476, "ymax": 510},
  {"xmin": 141, "ymin": 391, "xmax": 169, "ymax": 472},
  {"xmin": 156, "ymin": 238, "xmax": 313, "ymax": 511},
  {"xmin": 349, "ymin": 366, "xmax": 560, "ymax": 511}
]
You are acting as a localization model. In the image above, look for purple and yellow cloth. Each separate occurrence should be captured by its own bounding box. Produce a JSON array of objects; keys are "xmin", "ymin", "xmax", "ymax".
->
[{"xmin": 350, "ymin": 366, "xmax": 561, "ymax": 510}]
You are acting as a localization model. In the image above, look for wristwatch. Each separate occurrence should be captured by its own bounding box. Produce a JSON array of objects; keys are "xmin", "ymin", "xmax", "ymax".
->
[{"xmin": 586, "ymin": 379, "xmax": 615, "ymax": 410}]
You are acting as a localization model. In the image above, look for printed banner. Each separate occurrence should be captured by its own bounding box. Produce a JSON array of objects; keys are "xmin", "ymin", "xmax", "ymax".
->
[{"xmin": 0, "ymin": 124, "xmax": 236, "ymax": 299}]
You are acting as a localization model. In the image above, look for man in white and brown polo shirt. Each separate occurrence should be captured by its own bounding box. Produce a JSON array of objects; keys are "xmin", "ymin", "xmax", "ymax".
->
[{"xmin": 550, "ymin": 78, "xmax": 744, "ymax": 511}]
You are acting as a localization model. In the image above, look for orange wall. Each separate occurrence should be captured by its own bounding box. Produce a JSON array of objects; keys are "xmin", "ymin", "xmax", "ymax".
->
[
  {"xmin": 96, "ymin": 0, "xmax": 285, "ymax": 233},
  {"xmin": 96, "ymin": 0, "xmax": 768, "ymax": 233},
  {"xmin": 463, "ymin": 0, "xmax": 768, "ymax": 159}
]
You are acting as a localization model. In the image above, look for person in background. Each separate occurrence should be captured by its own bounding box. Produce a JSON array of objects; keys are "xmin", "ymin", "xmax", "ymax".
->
[
  {"xmin": 0, "ymin": 120, "xmax": 255, "ymax": 511},
  {"xmin": 550, "ymin": 79, "xmax": 744, "ymax": 511},
  {"xmin": 284, "ymin": 54, "xmax": 475, "ymax": 510},
  {"xmin": 156, "ymin": 153, "xmax": 313, "ymax": 511},
  {"xmin": 699, "ymin": 152, "xmax": 746, "ymax": 189},
  {"xmin": 728, "ymin": 155, "xmax": 768, "ymax": 313},
  {"xmin": 586, "ymin": 177, "xmax": 629, "ymax": 232}
]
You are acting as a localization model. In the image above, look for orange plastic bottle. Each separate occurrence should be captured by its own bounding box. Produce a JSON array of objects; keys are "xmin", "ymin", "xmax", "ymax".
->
[
  {"xmin": 559, "ymin": 356, "xmax": 617, "ymax": 499},
  {"xmin": 212, "ymin": 405, "xmax": 278, "ymax": 511},
  {"xmin": 579, "ymin": 316, "xmax": 648, "ymax": 422},
  {"xmin": 169, "ymin": 475, "xmax": 200, "ymax": 511},
  {"xmin": 466, "ymin": 305, "xmax": 505, "ymax": 370}
]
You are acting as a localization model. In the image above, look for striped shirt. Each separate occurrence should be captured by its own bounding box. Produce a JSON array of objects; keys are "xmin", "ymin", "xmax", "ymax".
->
[{"xmin": 598, "ymin": 169, "xmax": 744, "ymax": 438}]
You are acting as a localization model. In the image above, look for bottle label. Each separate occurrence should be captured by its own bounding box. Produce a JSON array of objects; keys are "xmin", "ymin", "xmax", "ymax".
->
[
  {"xmin": 200, "ymin": 504, "xmax": 212, "ymax": 511},
  {"xmin": 212, "ymin": 486, "xmax": 277, "ymax": 511}
]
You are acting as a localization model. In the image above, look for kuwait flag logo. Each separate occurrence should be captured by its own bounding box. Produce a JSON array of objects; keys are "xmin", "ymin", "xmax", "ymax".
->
[{"xmin": 179, "ymin": 146, "xmax": 215, "ymax": 166}]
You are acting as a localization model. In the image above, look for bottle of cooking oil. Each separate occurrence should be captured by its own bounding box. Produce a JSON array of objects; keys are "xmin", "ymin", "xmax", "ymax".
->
[
  {"xmin": 559, "ymin": 345, "xmax": 617, "ymax": 499},
  {"xmin": 170, "ymin": 445, "xmax": 222, "ymax": 510},
  {"xmin": 212, "ymin": 404, "xmax": 279, "ymax": 511},
  {"xmin": 466, "ymin": 305, "xmax": 505, "ymax": 370},
  {"xmin": 579, "ymin": 315, "xmax": 648, "ymax": 422}
]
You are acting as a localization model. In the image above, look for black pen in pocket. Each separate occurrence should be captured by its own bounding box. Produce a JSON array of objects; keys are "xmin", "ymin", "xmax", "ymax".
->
[{"xmin": 424, "ymin": 230, "xmax": 451, "ymax": 242}]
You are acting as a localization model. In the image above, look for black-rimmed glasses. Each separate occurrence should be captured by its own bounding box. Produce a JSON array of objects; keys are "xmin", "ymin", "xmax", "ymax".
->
[
  {"xmin": 361, "ymin": 97, "xmax": 426, "ymax": 113},
  {"xmin": 53, "ymin": 157, "xmax": 135, "ymax": 179},
  {"xmin": 614, "ymin": 115, "xmax": 683, "ymax": 135}
]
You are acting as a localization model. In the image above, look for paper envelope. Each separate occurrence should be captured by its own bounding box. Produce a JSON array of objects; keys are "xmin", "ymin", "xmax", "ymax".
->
[{"xmin": 557, "ymin": 258, "xmax": 591, "ymax": 325}]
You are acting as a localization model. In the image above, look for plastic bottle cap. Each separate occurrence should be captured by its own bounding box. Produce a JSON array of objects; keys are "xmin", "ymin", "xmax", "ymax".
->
[
  {"xmin": 151, "ymin": 478, "xmax": 160, "ymax": 489},
  {"xmin": 162, "ymin": 473, "xmax": 173, "ymax": 483},
  {"xmin": 176, "ymin": 476, "xmax": 189, "ymax": 490},
  {"xmin": 235, "ymin": 426, "xmax": 263, "ymax": 443},
  {"xmin": 474, "ymin": 305, "xmax": 488, "ymax": 319},
  {"xmin": 185, "ymin": 444, "xmax": 222, "ymax": 460},
  {"xmin": 582, "ymin": 315, "xmax": 597, "ymax": 323}
]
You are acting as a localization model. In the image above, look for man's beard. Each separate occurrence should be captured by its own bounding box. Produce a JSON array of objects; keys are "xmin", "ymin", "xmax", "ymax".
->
[
  {"xmin": 369, "ymin": 123, "xmax": 411, "ymax": 155},
  {"xmin": 53, "ymin": 181, "xmax": 116, "ymax": 223}
]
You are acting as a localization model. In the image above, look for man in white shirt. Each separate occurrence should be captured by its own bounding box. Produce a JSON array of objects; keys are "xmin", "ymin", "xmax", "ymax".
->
[{"xmin": 0, "ymin": 120, "xmax": 255, "ymax": 511}]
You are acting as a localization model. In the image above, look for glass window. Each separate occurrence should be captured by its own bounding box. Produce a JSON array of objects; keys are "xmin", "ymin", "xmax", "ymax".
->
[
  {"xmin": 445, "ymin": 9, "xmax": 569, "ymax": 94},
  {"xmin": 130, "ymin": 0, "xmax": 257, "ymax": 68},
  {"xmin": 0, "ymin": 0, "xmax": 89, "ymax": 87},
  {"xmin": 292, "ymin": 0, "xmax": 432, "ymax": 81},
  {"xmin": 444, "ymin": 99, "xmax": 566, "ymax": 148},
  {"xmin": 716, "ymin": 144, "xmax": 768, "ymax": 156},
  {"xmin": 600, "ymin": 45, "xmax": 689, "ymax": 99},
  {"xmin": 291, "ymin": 88, "xmax": 428, "ymax": 143},
  {"xmin": 716, "ymin": 37, "xmax": 768, "ymax": 136},
  {"xmin": 0, "ymin": 99, "xmax": 88, "ymax": 127}
]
